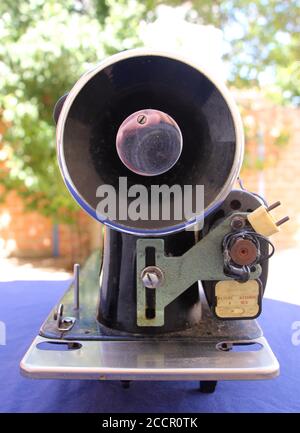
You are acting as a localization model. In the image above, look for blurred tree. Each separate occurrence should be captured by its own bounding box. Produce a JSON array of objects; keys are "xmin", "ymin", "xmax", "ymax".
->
[
  {"xmin": 0, "ymin": 0, "xmax": 299, "ymax": 222},
  {"xmin": 0, "ymin": 0, "xmax": 149, "ymax": 222},
  {"xmin": 184, "ymin": 0, "xmax": 300, "ymax": 103}
]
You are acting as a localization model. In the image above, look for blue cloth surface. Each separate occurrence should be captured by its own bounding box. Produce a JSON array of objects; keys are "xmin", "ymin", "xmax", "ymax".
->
[{"xmin": 0, "ymin": 279, "xmax": 300, "ymax": 413}]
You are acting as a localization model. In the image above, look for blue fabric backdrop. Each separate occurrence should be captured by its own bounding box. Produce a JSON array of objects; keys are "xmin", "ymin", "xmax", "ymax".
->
[{"xmin": 0, "ymin": 279, "xmax": 299, "ymax": 413}]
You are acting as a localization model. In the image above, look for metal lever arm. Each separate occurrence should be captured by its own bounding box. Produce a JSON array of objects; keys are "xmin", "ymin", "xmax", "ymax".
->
[{"xmin": 136, "ymin": 213, "xmax": 261, "ymax": 327}]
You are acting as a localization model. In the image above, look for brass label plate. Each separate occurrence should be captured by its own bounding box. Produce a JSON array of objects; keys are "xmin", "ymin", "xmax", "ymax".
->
[{"xmin": 215, "ymin": 280, "xmax": 260, "ymax": 319}]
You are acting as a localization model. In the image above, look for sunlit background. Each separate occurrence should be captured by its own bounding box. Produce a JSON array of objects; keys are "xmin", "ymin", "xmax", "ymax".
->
[{"xmin": 0, "ymin": 1, "xmax": 299, "ymax": 306}]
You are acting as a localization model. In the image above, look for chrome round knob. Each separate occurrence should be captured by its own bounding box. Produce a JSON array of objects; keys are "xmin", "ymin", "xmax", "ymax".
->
[{"xmin": 116, "ymin": 109, "xmax": 183, "ymax": 176}]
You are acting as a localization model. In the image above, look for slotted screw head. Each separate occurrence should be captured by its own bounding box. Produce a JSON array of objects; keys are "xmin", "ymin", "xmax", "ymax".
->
[{"xmin": 141, "ymin": 266, "xmax": 164, "ymax": 289}]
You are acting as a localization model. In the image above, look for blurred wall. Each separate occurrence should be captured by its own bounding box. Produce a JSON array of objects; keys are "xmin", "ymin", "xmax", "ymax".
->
[
  {"xmin": 237, "ymin": 90, "xmax": 299, "ymax": 251},
  {"xmin": 0, "ymin": 190, "xmax": 101, "ymax": 266}
]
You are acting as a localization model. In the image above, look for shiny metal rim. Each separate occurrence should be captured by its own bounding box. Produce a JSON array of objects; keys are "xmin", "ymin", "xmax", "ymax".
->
[{"xmin": 56, "ymin": 48, "xmax": 244, "ymax": 236}]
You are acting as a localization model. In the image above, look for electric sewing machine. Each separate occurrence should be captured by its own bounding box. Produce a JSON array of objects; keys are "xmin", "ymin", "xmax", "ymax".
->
[{"xmin": 20, "ymin": 49, "xmax": 288, "ymax": 393}]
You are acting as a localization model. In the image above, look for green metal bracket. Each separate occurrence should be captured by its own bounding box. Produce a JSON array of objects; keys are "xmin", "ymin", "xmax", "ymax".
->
[{"xmin": 136, "ymin": 213, "xmax": 261, "ymax": 327}]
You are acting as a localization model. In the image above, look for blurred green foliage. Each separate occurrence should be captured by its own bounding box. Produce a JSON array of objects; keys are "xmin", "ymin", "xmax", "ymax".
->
[
  {"xmin": 0, "ymin": 1, "xmax": 102, "ymax": 221},
  {"xmin": 187, "ymin": 1, "xmax": 300, "ymax": 97},
  {"xmin": 0, "ymin": 0, "xmax": 299, "ymax": 222}
]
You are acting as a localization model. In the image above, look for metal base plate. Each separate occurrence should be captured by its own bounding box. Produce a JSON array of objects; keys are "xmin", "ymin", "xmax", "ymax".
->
[{"xmin": 21, "ymin": 335, "xmax": 279, "ymax": 381}]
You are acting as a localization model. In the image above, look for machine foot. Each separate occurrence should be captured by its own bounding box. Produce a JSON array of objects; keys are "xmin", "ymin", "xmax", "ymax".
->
[
  {"xmin": 199, "ymin": 380, "xmax": 218, "ymax": 393},
  {"xmin": 121, "ymin": 380, "xmax": 131, "ymax": 389}
]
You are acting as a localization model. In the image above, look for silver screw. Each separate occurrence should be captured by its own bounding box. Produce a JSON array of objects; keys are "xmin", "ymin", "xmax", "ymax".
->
[
  {"xmin": 143, "ymin": 272, "xmax": 159, "ymax": 288},
  {"xmin": 63, "ymin": 317, "xmax": 74, "ymax": 325},
  {"xmin": 141, "ymin": 266, "xmax": 164, "ymax": 289},
  {"xmin": 137, "ymin": 114, "xmax": 147, "ymax": 125},
  {"xmin": 231, "ymin": 216, "xmax": 246, "ymax": 230}
]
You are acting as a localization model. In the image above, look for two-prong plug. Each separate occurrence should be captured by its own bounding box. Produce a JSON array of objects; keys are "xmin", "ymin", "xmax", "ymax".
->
[{"xmin": 247, "ymin": 201, "xmax": 289, "ymax": 237}]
